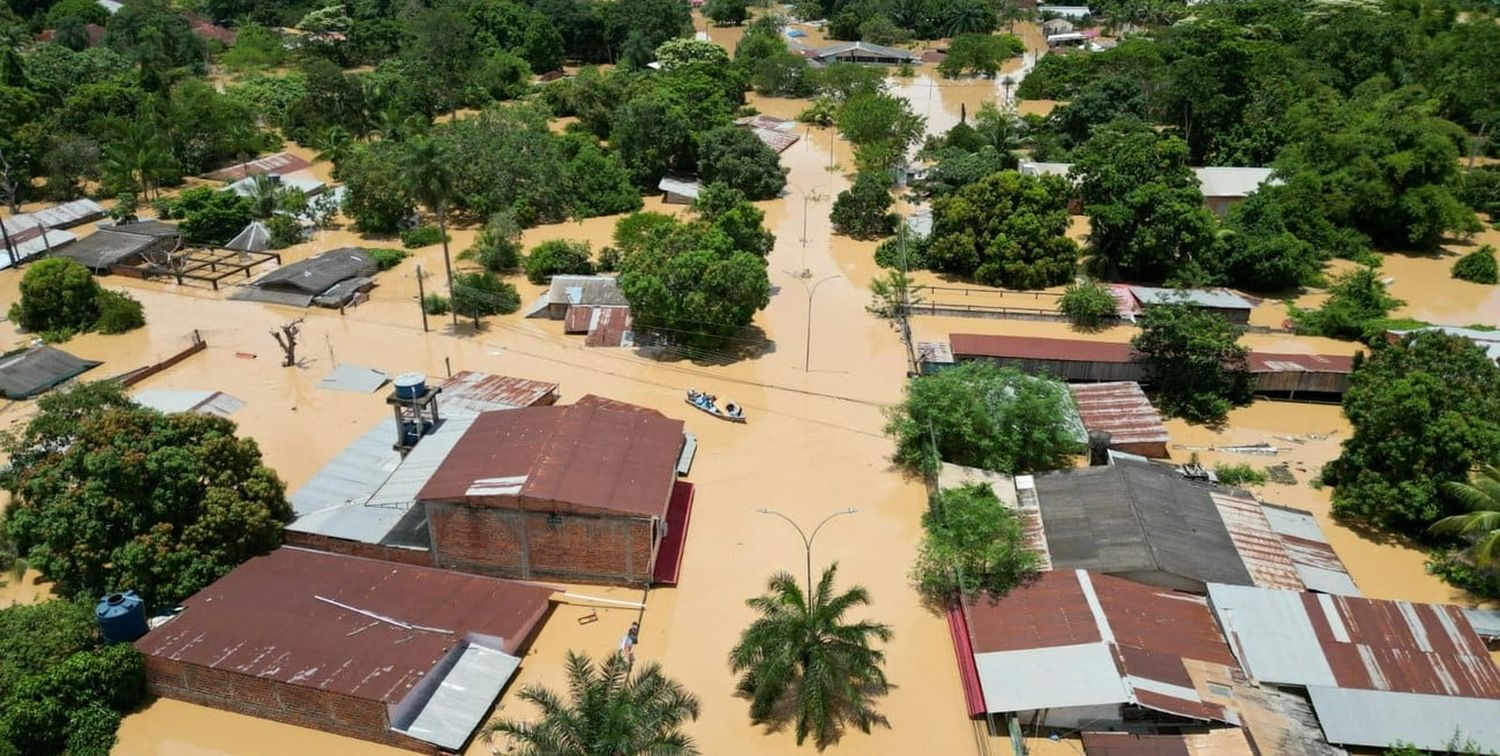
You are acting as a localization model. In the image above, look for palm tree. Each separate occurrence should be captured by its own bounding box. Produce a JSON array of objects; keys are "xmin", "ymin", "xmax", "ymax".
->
[
  {"xmin": 102, "ymin": 119, "xmax": 174, "ymax": 200},
  {"xmin": 485, "ymin": 651, "xmax": 701, "ymax": 756},
  {"xmin": 247, "ymin": 174, "xmax": 281, "ymax": 219},
  {"xmin": 729, "ymin": 563, "xmax": 892, "ymax": 749},
  {"xmin": 401, "ymin": 137, "xmax": 458, "ymax": 327},
  {"xmin": 1432, "ymin": 466, "xmax": 1500, "ymax": 567}
]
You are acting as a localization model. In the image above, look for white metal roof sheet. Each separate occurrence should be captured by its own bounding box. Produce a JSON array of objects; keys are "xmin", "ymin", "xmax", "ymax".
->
[
  {"xmin": 1294, "ymin": 564, "xmax": 1361, "ymax": 597},
  {"xmin": 1207, "ymin": 583, "xmax": 1337, "ymax": 687},
  {"xmin": 288, "ymin": 419, "xmax": 404, "ymax": 519},
  {"xmin": 395, "ymin": 644, "xmax": 523, "ymax": 751},
  {"xmin": 366, "ymin": 417, "xmax": 475, "ymax": 507},
  {"xmin": 1193, "ymin": 167, "xmax": 1277, "ymax": 198},
  {"xmin": 975, "ymin": 643, "xmax": 1129, "ymax": 713},
  {"xmin": 1128, "ymin": 285, "xmax": 1252, "ymax": 311},
  {"xmin": 1306, "ymin": 687, "xmax": 1500, "ymax": 753},
  {"xmin": 1463, "ymin": 607, "xmax": 1500, "ymax": 639},
  {"xmin": 318, "ymin": 363, "xmax": 389, "ymax": 393},
  {"xmin": 133, "ymin": 389, "xmax": 244, "ymax": 417}
]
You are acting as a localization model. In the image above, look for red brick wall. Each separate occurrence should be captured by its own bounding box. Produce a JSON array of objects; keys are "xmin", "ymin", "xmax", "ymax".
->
[
  {"xmin": 427, "ymin": 503, "xmax": 657, "ymax": 583},
  {"xmin": 142, "ymin": 656, "xmax": 438, "ymax": 754},
  {"xmin": 282, "ymin": 530, "xmax": 432, "ymax": 566}
]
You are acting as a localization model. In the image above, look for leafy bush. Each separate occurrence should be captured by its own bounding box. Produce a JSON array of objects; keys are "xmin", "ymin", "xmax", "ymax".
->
[
  {"xmin": 874, "ymin": 229, "xmax": 929, "ymax": 270},
  {"xmin": 423, "ymin": 293, "xmax": 451, "ymax": 315},
  {"xmin": 468, "ymin": 211, "xmax": 524, "ymax": 272},
  {"xmin": 168, "ymin": 187, "xmax": 254, "ymax": 246},
  {"xmin": 1214, "ymin": 464, "xmax": 1268, "ymax": 487},
  {"xmin": 912, "ymin": 484, "xmax": 1040, "ymax": 601},
  {"xmin": 1290, "ymin": 266, "xmax": 1403, "ymax": 341},
  {"xmin": 265, "ymin": 214, "xmax": 302, "ymax": 249},
  {"xmin": 1452, "ymin": 245, "xmax": 1498, "ymax": 284},
  {"xmin": 524, "ymin": 239, "xmax": 594, "ymax": 284},
  {"xmin": 400, "ymin": 224, "xmax": 447, "ymax": 249},
  {"xmin": 92, "ymin": 290, "xmax": 144, "ymax": 334},
  {"xmin": 452, "ymin": 271, "xmax": 521, "ymax": 320},
  {"xmin": 369, "ymin": 248, "xmax": 409, "ymax": 271},
  {"xmin": 830, "ymin": 173, "xmax": 896, "ymax": 239},
  {"xmin": 885, "ymin": 362, "xmax": 1086, "ymax": 476},
  {"xmin": 1428, "ymin": 551, "xmax": 1500, "ymax": 600},
  {"xmin": 1059, "ymin": 278, "xmax": 1117, "ymax": 330},
  {"xmin": 8, "ymin": 259, "xmax": 101, "ymax": 334}
]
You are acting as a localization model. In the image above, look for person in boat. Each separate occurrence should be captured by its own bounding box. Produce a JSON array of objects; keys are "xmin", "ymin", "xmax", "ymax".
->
[
  {"xmin": 725, "ymin": 402, "xmax": 742, "ymax": 418},
  {"xmin": 688, "ymin": 389, "xmax": 702, "ymax": 402}
]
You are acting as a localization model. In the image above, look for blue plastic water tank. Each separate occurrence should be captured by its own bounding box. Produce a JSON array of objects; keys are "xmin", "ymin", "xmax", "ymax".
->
[
  {"xmin": 95, "ymin": 591, "xmax": 148, "ymax": 643},
  {"xmin": 393, "ymin": 372, "xmax": 427, "ymax": 400}
]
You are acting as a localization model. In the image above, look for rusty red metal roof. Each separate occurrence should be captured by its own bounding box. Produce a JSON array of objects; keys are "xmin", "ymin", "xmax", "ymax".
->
[
  {"xmin": 1301, "ymin": 592, "xmax": 1500, "ymax": 697},
  {"xmin": 1247, "ymin": 352, "xmax": 1354, "ymax": 374},
  {"xmin": 950, "ymin": 333, "xmax": 1135, "ymax": 363},
  {"xmin": 439, "ymin": 370, "xmax": 558, "ymax": 415},
  {"xmin": 1068, "ymin": 382, "xmax": 1170, "ymax": 451},
  {"xmin": 583, "ymin": 306, "xmax": 633, "ymax": 347},
  {"xmin": 135, "ymin": 547, "xmax": 553, "ymax": 704},
  {"xmin": 563, "ymin": 306, "xmax": 595, "ymax": 334},
  {"xmin": 419, "ymin": 397, "xmax": 683, "ymax": 518},
  {"xmin": 1082, "ymin": 732, "xmax": 1192, "ymax": 756},
  {"xmin": 1210, "ymin": 490, "xmax": 1306, "ymax": 592},
  {"xmin": 965, "ymin": 570, "xmax": 1102, "ymax": 653},
  {"xmin": 204, "ymin": 152, "xmax": 313, "ymax": 181}
]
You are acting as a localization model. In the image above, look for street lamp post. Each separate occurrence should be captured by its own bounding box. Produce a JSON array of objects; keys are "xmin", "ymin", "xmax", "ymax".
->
[
  {"xmin": 757, "ymin": 507, "xmax": 858, "ymax": 597},
  {"xmin": 783, "ymin": 270, "xmax": 839, "ymax": 372}
]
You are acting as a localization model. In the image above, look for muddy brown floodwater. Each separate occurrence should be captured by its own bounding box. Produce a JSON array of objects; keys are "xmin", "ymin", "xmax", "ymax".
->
[{"xmin": 3, "ymin": 18, "xmax": 1496, "ymax": 755}]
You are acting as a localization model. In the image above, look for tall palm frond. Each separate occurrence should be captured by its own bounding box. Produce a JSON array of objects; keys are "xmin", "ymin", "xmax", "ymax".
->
[
  {"xmin": 729, "ymin": 563, "xmax": 892, "ymax": 749},
  {"xmin": 1433, "ymin": 466, "xmax": 1500, "ymax": 567},
  {"xmin": 486, "ymin": 651, "xmax": 701, "ymax": 756}
]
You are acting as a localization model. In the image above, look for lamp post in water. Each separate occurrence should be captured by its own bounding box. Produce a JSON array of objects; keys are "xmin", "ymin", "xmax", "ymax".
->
[
  {"xmin": 756, "ymin": 507, "xmax": 858, "ymax": 598},
  {"xmin": 783, "ymin": 270, "xmax": 839, "ymax": 372}
]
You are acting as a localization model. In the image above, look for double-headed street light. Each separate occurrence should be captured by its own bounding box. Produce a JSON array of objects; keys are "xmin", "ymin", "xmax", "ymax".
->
[{"xmin": 757, "ymin": 507, "xmax": 858, "ymax": 597}]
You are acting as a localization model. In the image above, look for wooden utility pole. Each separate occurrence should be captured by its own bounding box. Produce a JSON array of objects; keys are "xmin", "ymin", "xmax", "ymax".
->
[
  {"xmin": 415, "ymin": 264, "xmax": 429, "ymax": 332},
  {"xmin": 271, "ymin": 318, "xmax": 304, "ymax": 367}
]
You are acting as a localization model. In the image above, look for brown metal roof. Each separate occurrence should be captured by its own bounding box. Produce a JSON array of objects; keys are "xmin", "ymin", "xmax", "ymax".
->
[
  {"xmin": 563, "ymin": 306, "xmax": 595, "ymax": 334},
  {"xmin": 439, "ymin": 370, "xmax": 558, "ymax": 414},
  {"xmin": 419, "ymin": 397, "xmax": 683, "ymax": 518},
  {"xmin": 203, "ymin": 152, "xmax": 313, "ymax": 181},
  {"xmin": 1300, "ymin": 592, "xmax": 1500, "ymax": 698},
  {"xmin": 965, "ymin": 571, "xmax": 1102, "ymax": 653},
  {"xmin": 950, "ymin": 333, "xmax": 1135, "ymax": 363},
  {"xmin": 1068, "ymin": 382, "xmax": 1170, "ymax": 450},
  {"xmin": 1082, "ymin": 732, "xmax": 1192, "ymax": 756},
  {"xmin": 1247, "ymin": 352, "xmax": 1354, "ymax": 374},
  {"xmin": 135, "ymin": 547, "xmax": 554, "ymax": 704},
  {"xmin": 583, "ymin": 306, "xmax": 633, "ymax": 348},
  {"xmin": 1210, "ymin": 490, "xmax": 1305, "ymax": 592}
]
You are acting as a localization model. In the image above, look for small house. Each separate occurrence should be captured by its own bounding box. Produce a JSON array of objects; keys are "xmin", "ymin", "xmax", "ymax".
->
[
  {"xmin": 1066, "ymin": 381, "xmax": 1169, "ymax": 458},
  {"xmin": 203, "ymin": 151, "xmax": 313, "ymax": 182},
  {"xmin": 811, "ymin": 41, "xmax": 919, "ymax": 65},
  {"xmin": 1042, "ymin": 17, "xmax": 1074, "ymax": 34},
  {"xmin": 418, "ymin": 395, "xmax": 692, "ymax": 584},
  {"xmin": 230, "ymin": 247, "xmax": 378, "ymax": 307},
  {"xmin": 1123, "ymin": 285, "xmax": 1253, "ymax": 325},
  {"xmin": 523, "ymin": 275, "xmax": 627, "ymax": 319},
  {"xmin": 658, "ymin": 176, "xmax": 701, "ymax": 204},
  {"xmin": 135, "ymin": 547, "xmax": 555, "ymax": 754},
  {"xmin": 52, "ymin": 220, "xmax": 181, "ymax": 273}
]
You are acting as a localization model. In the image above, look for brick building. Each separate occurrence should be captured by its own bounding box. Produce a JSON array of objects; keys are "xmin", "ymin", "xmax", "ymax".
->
[
  {"xmin": 135, "ymin": 547, "xmax": 554, "ymax": 754},
  {"xmin": 419, "ymin": 394, "xmax": 686, "ymax": 584}
]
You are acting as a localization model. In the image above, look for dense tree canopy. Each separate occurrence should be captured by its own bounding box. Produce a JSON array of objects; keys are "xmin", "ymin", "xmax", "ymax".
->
[
  {"xmin": 1131, "ymin": 301, "xmax": 1252, "ymax": 424},
  {"xmin": 1325, "ymin": 332, "xmax": 1500, "ymax": 531},
  {"xmin": 885, "ymin": 362, "xmax": 1086, "ymax": 476},
  {"xmin": 925, "ymin": 170, "xmax": 1078, "ymax": 288},
  {"xmin": 696, "ymin": 126, "xmax": 786, "ymax": 200},
  {"xmin": 1, "ymin": 383, "xmax": 290, "ymax": 609},
  {"xmin": 912, "ymin": 484, "xmax": 1040, "ymax": 601}
]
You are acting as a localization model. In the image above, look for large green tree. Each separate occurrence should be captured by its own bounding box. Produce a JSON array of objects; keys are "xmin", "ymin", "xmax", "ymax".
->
[
  {"xmin": 912, "ymin": 484, "xmax": 1040, "ymax": 601},
  {"xmin": 837, "ymin": 92, "xmax": 925, "ymax": 174},
  {"xmin": 7, "ymin": 258, "xmax": 144, "ymax": 337},
  {"xmin": 1131, "ymin": 300, "xmax": 1252, "ymax": 424},
  {"xmin": 926, "ymin": 170, "xmax": 1078, "ymax": 288},
  {"xmin": 1324, "ymin": 332, "xmax": 1500, "ymax": 531},
  {"xmin": 1072, "ymin": 119, "xmax": 1219, "ymax": 283},
  {"xmin": 1, "ymin": 386, "xmax": 291, "ymax": 608},
  {"xmin": 830, "ymin": 173, "xmax": 896, "ymax": 239},
  {"xmin": 696, "ymin": 126, "xmax": 786, "ymax": 201},
  {"xmin": 486, "ymin": 651, "xmax": 700, "ymax": 755},
  {"xmin": 884, "ymin": 362, "xmax": 1086, "ymax": 476},
  {"xmin": 729, "ymin": 564, "xmax": 892, "ymax": 749}
]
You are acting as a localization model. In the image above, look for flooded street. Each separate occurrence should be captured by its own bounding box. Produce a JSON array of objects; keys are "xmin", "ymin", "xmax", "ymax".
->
[{"xmin": 2, "ymin": 16, "xmax": 1497, "ymax": 756}]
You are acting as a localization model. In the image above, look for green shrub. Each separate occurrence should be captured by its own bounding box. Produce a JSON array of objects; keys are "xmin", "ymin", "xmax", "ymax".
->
[
  {"xmin": 1214, "ymin": 464, "xmax": 1268, "ymax": 487},
  {"xmin": 830, "ymin": 173, "xmax": 896, "ymax": 239},
  {"xmin": 369, "ymin": 248, "xmax": 408, "ymax": 271},
  {"xmin": 1428, "ymin": 551, "xmax": 1500, "ymax": 599},
  {"xmin": 93, "ymin": 290, "xmax": 145, "ymax": 334},
  {"xmin": 265, "ymin": 215, "xmax": 302, "ymax": 249},
  {"xmin": 468, "ymin": 211, "xmax": 523, "ymax": 272},
  {"xmin": 452, "ymin": 271, "xmax": 521, "ymax": 320},
  {"xmin": 1452, "ymin": 245, "xmax": 1498, "ymax": 284},
  {"xmin": 1058, "ymin": 278, "xmax": 1117, "ymax": 330},
  {"xmin": 912, "ymin": 484, "xmax": 1040, "ymax": 601},
  {"xmin": 8, "ymin": 259, "xmax": 101, "ymax": 334},
  {"xmin": 423, "ymin": 293, "xmax": 451, "ymax": 315},
  {"xmin": 523, "ymin": 239, "xmax": 594, "ymax": 284},
  {"xmin": 400, "ymin": 225, "xmax": 447, "ymax": 249}
]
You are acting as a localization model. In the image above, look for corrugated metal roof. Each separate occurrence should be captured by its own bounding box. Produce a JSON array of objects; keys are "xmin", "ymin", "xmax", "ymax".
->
[
  {"xmin": 950, "ymin": 333, "xmax": 1135, "ymax": 363},
  {"xmin": 1210, "ymin": 490, "xmax": 1305, "ymax": 592},
  {"xmin": 1209, "ymin": 583, "xmax": 1337, "ymax": 686},
  {"xmin": 750, "ymin": 127, "xmax": 800, "ymax": 153},
  {"xmin": 51, "ymin": 228, "xmax": 156, "ymax": 270},
  {"xmin": 1194, "ymin": 167, "xmax": 1278, "ymax": 198},
  {"xmin": 203, "ymin": 151, "xmax": 313, "ymax": 181},
  {"xmin": 289, "ymin": 419, "xmax": 404, "ymax": 518},
  {"xmin": 0, "ymin": 228, "xmax": 77, "ymax": 268},
  {"xmin": 1034, "ymin": 460, "xmax": 1256, "ymax": 588},
  {"xmin": 227, "ymin": 171, "xmax": 326, "ymax": 197},
  {"xmin": 135, "ymin": 547, "xmax": 553, "ymax": 705},
  {"xmin": 0, "ymin": 346, "xmax": 101, "ymax": 399},
  {"xmin": 420, "ymin": 396, "xmax": 683, "ymax": 518},
  {"xmin": 1068, "ymin": 382, "xmax": 1170, "ymax": 453},
  {"xmin": 318, "ymin": 363, "xmax": 389, "ymax": 393},
  {"xmin": 1260, "ymin": 504, "xmax": 1360, "ymax": 596},
  {"xmin": 251, "ymin": 247, "xmax": 377, "ymax": 295},
  {"xmin": 1128, "ymin": 286, "xmax": 1252, "ymax": 311},
  {"xmin": 1082, "ymin": 730, "xmax": 1253, "ymax": 756},
  {"xmin": 658, "ymin": 176, "xmax": 701, "ymax": 198},
  {"xmin": 0, "ymin": 199, "xmax": 105, "ymax": 234},
  {"xmin": 439, "ymin": 371, "xmax": 558, "ymax": 416},
  {"xmin": 1463, "ymin": 607, "xmax": 1500, "ymax": 639},
  {"xmin": 584, "ymin": 306, "xmax": 633, "ymax": 347},
  {"xmin": 133, "ymin": 389, "xmax": 244, "ymax": 417},
  {"xmin": 538, "ymin": 275, "xmax": 627, "ymax": 308},
  {"xmin": 917, "ymin": 340, "xmax": 954, "ymax": 365},
  {"xmin": 394, "ymin": 643, "xmax": 522, "ymax": 750},
  {"xmin": 965, "ymin": 570, "xmax": 1239, "ymax": 720},
  {"xmin": 812, "ymin": 40, "xmax": 919, "ymax": 61},
  {"xmin": 1305, "ymin": 687, "xmax": 1500, "ymax": 753},
  {"xmin": 1247, "ymin": 352, "xmax": 1355, "ymax": 374},
  {"xmin": 366, "ymin": 417, "xmax": 476, "ymax": 508}
]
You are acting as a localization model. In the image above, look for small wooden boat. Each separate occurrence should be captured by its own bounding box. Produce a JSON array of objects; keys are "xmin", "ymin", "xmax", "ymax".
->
[{"xmin": 685, "ymin": 391, "xmax": 747, "ymax": 423}]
